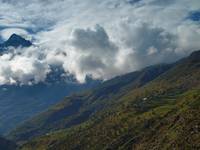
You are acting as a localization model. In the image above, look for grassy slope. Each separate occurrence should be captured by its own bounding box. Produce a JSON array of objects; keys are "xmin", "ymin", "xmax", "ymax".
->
[
  {"xmin": 9, "ymin": 64, "xmax": 172, "ymax": 142},
  {"xmin": 15, "ymin": 51, "xmax": 200, "ymax": 149},
  {"xmin": 20, "ymin": 89, "xmax": 200, "ymax": 150}
]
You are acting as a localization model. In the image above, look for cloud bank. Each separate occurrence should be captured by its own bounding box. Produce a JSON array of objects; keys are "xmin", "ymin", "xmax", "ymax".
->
[{"xmin": 0, "ymin": 0, "xmax": 200, "ymax": 85}]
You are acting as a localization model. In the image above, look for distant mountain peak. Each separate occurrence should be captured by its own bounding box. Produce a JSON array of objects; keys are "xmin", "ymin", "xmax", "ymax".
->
[
  {"xmin": 0, "ymin": 34, "xmax": 32, "ymax": 49},
  {"xmin": 9, "ymin": 33, "xmax": 24, "ymax": 41}
]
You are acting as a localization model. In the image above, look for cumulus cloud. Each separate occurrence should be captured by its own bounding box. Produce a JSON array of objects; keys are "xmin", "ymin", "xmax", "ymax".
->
[
  {"xmin": 70, "ymin": 25, "xmax": 117, "ymax": 54},
  {"xmin": 65, "ymin": 25, "xmax": 119, "ymax": 82},
  {"xmin": 120, "ymin": 22, "xmax": 176, "ymax": 53},
  {"xmin": 116, "ymin": 22, "xmax": 179, "ymax": 68},
  {"xmin": 0, "ymin": 47, "xmax": 50, "ymax": 85},
  {"xmin": 0, "ymin": 0, "xmax": 200, "ymax": 85}
]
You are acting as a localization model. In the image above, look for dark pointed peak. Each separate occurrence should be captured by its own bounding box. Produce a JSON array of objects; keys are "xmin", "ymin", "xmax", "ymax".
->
[
  {"xmin": 8, "ymin": 33, "xmax": 23, "ymax": 40},
  {"xmin": 0, "ymin": 34, "xmax": 32, "ymax": 48}
]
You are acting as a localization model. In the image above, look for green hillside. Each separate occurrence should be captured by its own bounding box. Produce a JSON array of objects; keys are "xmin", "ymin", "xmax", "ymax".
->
[
  {"xmin": 9, "ymin": 64, "xmax": 172, "ymax": 142},
  {"xmin": 10, "ymin": 50, "xmax": 200, "ymax": 150}
]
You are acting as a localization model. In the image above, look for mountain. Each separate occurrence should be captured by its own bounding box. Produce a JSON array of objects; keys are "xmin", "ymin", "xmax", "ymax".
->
[
  {"xmin": 9, "ymin": 50, "xmax": 200, "ymax": 150},
  {"xmin": 0, "ymin": 35, "xmax": 100, "ymax": 135},
  {"xmin": 0, "ymin": 137, "xmax": 16, "ymax": 150},
  {"xmin": 9, "ymin": 63, "xmax": 173, "ymax": 142},
  {"xmin": 0, "ymin": 34, "xmax": 32, "ymax": 49}
]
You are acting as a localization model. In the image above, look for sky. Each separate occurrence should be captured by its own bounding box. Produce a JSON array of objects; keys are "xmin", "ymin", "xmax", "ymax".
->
[{"xmin": 0, "ymin": 0, "xmax": 200, "ymax": 85}]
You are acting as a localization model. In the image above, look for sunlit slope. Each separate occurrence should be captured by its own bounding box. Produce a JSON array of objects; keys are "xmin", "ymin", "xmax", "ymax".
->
[
  {"xmin": 10, "ymin": 63, "xmax": 172, "ymax": 142},
  {"xmin": 14, "ymin": 50, "xmax": 200, "ymax": 150}
]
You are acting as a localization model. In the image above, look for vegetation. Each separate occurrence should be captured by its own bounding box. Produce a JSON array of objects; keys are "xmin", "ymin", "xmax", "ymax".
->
[
  {"xmin": 8, "ymin": 50, "xmax": 200, "ymax": 150},
  {"xmin": 9, "ymin": 63, "xmax": 172, "ymax": 142}
]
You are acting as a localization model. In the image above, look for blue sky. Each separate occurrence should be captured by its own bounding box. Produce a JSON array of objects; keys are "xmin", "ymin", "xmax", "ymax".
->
[{"xmin": 0, "ymin": 0, "xmax": 200, "ymax": 85}]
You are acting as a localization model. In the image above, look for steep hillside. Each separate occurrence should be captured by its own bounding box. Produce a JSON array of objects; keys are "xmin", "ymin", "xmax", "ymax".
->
[
  {"xmin": 11, "ymin": 50, "xmax": 200, "ymax": 149},
  {"xmin": 9, "ymin": 64, "xmax": 173, "ymax": 142},
  {"xmin": 21, "ymin": 89, "xmax": 200, "ymax": 150}
]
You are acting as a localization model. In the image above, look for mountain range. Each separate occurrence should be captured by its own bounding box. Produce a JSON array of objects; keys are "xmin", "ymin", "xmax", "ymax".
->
[
  {"xmin": 6, "ymin": 49, "xmax": 200, "ymax": 149},
  {"xmin": 0, "ymin": 34, "xmax": 100, "ymax": 135}
]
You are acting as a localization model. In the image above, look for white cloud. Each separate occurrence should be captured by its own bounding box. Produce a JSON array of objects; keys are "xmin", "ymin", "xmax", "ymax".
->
[
  {"xmin": 176, "ymin": 22, "xmax": 200, "ymax": 55},
  {"xmin": 0, "ymin": 0, "xmax": 199, "ymax": 85},
  {"xmin": 63, "ymin": 25, "xmax": 119, "ymax": 82},
  {"xmin": 0, "ymin": 47, "xmax": 50, "ymax": 85}
]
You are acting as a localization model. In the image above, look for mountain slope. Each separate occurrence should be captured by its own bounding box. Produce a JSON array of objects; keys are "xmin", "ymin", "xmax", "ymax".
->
[
  {"xmin": 9, "ymin": 63, "xmax": 173, "ymax": 142},
  {"xmin": 0, "ymin": 80, "xmax": 99, "ymax": 135},
  {"xmin": 21, "ymin": 89, "xmax": 200, "ymax": 150},
  {"xmin": 16, "ymin": 50, "xmax": 200, "ymax": 150}
]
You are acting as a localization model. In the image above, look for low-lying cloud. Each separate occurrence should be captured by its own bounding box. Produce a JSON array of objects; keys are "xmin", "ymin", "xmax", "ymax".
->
[
  {"xmin": 0, "ymin": 47, "xmax": 50, "ymax": 85},
  {"xmin": 0, "ymin": 0, "xmax": 200, "ymax": 85}
]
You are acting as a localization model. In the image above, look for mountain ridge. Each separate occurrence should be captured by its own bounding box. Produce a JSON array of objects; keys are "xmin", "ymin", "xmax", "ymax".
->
[
  {"xmin": 9, "ymin": 63, "xmax": 173, "ymax": 142},
  {"xmin": 9, "ymin": 50, "xmax": 200, "ymax": 150}
]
